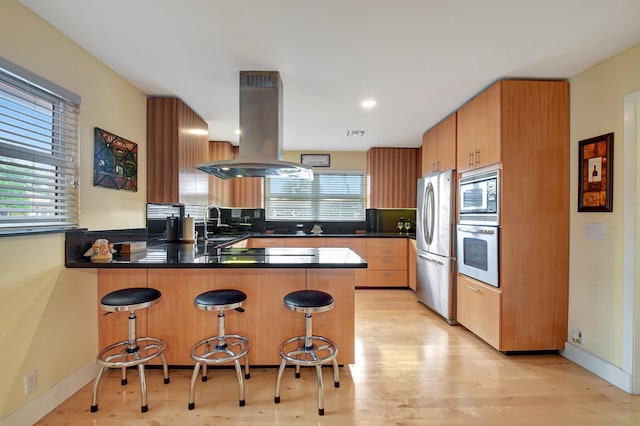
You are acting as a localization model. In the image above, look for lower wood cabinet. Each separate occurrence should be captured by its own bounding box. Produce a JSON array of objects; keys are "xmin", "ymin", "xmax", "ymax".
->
[
  {"xmin": 246, "ymin": 236, "xmax": 409, "ymax": 288},
  {"xmin": 456, "ymin": 273, "xmax": 501, "ymax": 349},
  {"xmin": 364, "ymin": 238, "xmax": 408, "ymax": 287}
]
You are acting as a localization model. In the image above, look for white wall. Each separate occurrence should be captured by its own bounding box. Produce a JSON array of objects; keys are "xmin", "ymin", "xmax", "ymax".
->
[
  {"xmin": 568, "ymin": 44, "xmax": 640, "ymax": 375},
  {"xmin": 0, "ymin": 0, "xmax": 147, "ymax": 421}
]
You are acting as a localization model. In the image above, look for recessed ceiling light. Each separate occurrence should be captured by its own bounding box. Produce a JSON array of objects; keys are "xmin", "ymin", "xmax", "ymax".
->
[
  {"xmin": 361, "ymin": 99, "xmax": 376, "ymax": 109},
  {"xmin": 234, "ymin": 129, "xmax": 241, "ymax": 135}
]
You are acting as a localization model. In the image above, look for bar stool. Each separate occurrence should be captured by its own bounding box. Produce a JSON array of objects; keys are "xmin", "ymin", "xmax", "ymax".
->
[
  {"xmin": 274, "ymin": 289, "xmax": 339, "ymax": 416},
  {"xmin": 188, "ymin": 289, "xmax": 251, "ymax": 409},
  {"xmin": 90, "ymin": 287, "xmax": 169, "ymax": 413}
]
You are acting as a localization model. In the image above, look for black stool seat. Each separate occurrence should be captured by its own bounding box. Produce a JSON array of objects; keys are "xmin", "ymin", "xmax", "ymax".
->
[
  {"xmin": 284, "ymin": 290, "xmax": 334, "ymax": 314},
  {"xmin": 195, "ymin": 289, "xmax": 247, "ymax": 311},
  {"xmin": 101, "ymin": 287, "xmax": 162, "ymax": 312}
]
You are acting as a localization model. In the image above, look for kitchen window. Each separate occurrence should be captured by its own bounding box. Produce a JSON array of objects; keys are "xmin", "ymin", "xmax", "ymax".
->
[
  {"xmin": 265, "ymin": 172, "xmax": 365, "ymax": 221},
  {"xmin": 0, "ymin": 59, "xmax": 80, "ymax": 235}
]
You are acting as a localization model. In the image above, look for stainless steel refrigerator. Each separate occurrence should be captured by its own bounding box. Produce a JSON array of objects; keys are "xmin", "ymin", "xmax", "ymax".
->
[{"xmin": 416, "ymin": 169, "xmax": 456, "ymax": 324}]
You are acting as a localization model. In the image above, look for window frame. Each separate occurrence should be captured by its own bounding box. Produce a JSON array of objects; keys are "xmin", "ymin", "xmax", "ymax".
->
[{"xmin": 0, "ymin": 57, "xmax": 80, "ymax": 236}]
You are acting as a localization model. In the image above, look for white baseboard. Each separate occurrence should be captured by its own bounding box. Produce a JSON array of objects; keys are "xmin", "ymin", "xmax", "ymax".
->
[
  {"xmin": 561, "ymin": 341, "xmax": 634, "ymax": 393},
  {"xmin": 0, "ymin": 361, "xmax": 96, "ymax": 426}
]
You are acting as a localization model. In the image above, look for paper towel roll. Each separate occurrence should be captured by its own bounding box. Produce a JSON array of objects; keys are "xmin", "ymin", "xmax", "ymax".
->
[{"xmin": 183, "ymin": 215, "xmax": 195, "ymax": 242}]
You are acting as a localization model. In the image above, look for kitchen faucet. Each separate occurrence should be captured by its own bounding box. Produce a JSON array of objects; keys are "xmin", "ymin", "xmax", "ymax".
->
[{"xmin": 204, "ymin": 205, "xmax": 221, "ymax": 240}]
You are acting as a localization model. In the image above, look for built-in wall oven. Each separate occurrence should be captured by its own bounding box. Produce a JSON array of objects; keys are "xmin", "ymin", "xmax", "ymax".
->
[
  {"xmin": 456, "ymin": 224, "xmax": 499, "ymax": 287},
  {"xmin": 456, "ymin": 168, "xmax": 500, "ymax": 287}
]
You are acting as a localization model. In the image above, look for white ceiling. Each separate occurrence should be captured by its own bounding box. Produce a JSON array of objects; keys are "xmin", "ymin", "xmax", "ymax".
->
[{"xmin": 19, "ymin": 0, "xmax": 640, "ymax": 151}]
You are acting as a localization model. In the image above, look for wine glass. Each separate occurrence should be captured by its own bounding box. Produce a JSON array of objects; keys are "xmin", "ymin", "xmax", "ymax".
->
[
  {"xmin": 396, "ymin": 221, "xmax": 404, "ymax": 234},
  {"xmin": 404, "ymin": 221, "xmax": 412, "ymax": 233}
]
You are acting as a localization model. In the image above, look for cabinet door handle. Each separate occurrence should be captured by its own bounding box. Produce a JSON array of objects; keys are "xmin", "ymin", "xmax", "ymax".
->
[
  {"xmin": 475, "ymin": 149, "xmax": 480, "ymax": 165},
  {"xmin": 432, "ymin": 160, "xmax": 436, "ymax": 172},
  {"xmin": 466, "ymin": 285, "xmax": 479, "ymax": 292},
  {"xmin": 468, "ymin": 151, "xmax": 473, "ymax": 168}
]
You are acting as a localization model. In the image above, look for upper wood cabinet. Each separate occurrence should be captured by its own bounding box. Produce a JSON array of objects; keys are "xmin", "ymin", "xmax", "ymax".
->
[
  {"xmin": 366, "ymin": 147, "xmax": 420, "ymax": 208},
  {"xmin": 147, "ymin": 97, "xmax": 209, "ymax": 205},
  {"xmin": 421, "ymin": 112, "xmax": 457, "ymax": 175},
  {"xmin": 456, "ymin": 82, "xmax": 501, "ymax": 172}
]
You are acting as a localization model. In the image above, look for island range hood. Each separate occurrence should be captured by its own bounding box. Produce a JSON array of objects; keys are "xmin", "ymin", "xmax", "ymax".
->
[{"xmin": 196, "ymin": 71, "xmax": 313, "ymax": 180}]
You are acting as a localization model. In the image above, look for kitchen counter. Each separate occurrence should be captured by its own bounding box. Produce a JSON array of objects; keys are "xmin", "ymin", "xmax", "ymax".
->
[{"xmin": 70, "ymin": 229, "xmax": 366, "ymax": 366}]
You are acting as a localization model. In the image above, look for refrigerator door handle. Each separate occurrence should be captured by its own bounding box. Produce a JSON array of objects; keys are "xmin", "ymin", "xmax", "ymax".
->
[
  {"xmin": 425, "ymin": 182, "xmax": 435, "ymax": 245},
  {"xmin": 417, "ymin": 252, "xmax": 445, "ymax": 265}
]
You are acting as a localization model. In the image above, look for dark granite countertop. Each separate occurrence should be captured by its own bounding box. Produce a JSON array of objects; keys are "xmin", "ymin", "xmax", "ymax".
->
[
  {"xmin": 66, "ymin": 243, "xmax": 367, "ymax": 269},
  {"xmin": 64, "ymin": 228, "xmax": 418, "ymax": 269}
]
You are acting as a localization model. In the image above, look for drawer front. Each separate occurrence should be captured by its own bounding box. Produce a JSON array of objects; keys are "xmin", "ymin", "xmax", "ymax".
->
[
  {"xmin": 456, "ymin": 274, "xmax": 501, "ymax": 349},
  {"xmin": 249, "ymin": 238, "xmax": 285, "ymax": 248},
  {"xmin": 283, "ymin": 237, "xmax": 325, "ymax": 248},
  {"xmin": 367, "ymin": 256, "xmax": 407, "ymax": 271},
  {"xmin": 325, "ymin": 238, "xmax": 366, "ymax": 257},
  {"xmin": 367, "ymin": 238, "xmax": 407, "ymax": 257},
  {"xmin": 365, "ymin": 270, "xmax": 408, "ymax": 287},
  {"xmin": 367, "ymin": 245, "xmax": 408, "ymax": 258}
]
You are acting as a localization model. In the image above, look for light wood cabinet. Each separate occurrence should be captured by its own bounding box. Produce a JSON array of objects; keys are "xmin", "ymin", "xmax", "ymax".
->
[
  {"xmin": 421, "ymin": 112, "xmax": 457, "ymax": 175},
  {"xmin": 456, "ymin": 82, "xmax": 501, "ymax": 172},
  {"xmin": 366, "ymin": 147, "xmax": 420, "ymax": 208},
  {"xmin": 364, "ymin": 238, "xmax": 408, "ymax": 287},
  {"xmin": 147, "ymin": 97, "xmax": 209, "ymax": 205},
  {"xmin": 283, "ymin": 237, "xmax": 326, "ymax": 248},
  {"xmin": 325, "ymin": 237, "xmax": 367, "ymax": 286},
  {"xmin": 249, "ymin": 237, "xmax": 284, "ymax": 248},
  {"xmin": 456, "ymin": 274, "xmax": 501, "ymax": 349},
  {"xmin": 454, "ymin": 80, "xmax": 569, "ymax": 351}
]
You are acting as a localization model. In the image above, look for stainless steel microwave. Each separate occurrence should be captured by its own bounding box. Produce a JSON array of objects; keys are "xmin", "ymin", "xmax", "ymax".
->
[{"xmin": 458, "ymin": 169, "xmax": 499, "ymax": 225}]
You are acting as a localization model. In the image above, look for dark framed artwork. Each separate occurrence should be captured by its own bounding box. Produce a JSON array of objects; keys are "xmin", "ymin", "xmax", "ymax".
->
[
  {"xmin": 301, "ymin": 154, "xmax": 330, "ymax": 167},
  {"xmin": 93, "ymin": 127, "xmax": 138, "ymax": 191},
  {"xmin": 578, "ymin": 132, "xmax": 613, "ymax": 212}
]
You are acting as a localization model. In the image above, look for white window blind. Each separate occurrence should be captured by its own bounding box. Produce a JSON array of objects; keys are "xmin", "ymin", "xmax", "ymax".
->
[
  {"xmin": 265, "ymin": 172, "xmax": 365, "ymax": 221},
  {"xmin": 0, "ymin": 62, "xmax": 80, "ymax": 234}
]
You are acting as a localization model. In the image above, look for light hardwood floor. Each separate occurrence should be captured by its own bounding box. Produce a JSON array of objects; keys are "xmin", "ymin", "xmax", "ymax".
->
[{"xmin": 37, "ymin": 289, "xmax": 639, "ymax": 425}]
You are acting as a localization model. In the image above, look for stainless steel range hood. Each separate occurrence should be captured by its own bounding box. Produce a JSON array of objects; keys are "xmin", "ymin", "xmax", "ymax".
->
[{"xmin": 197, "ymin": 71, "xmax": 313, "ymax": 180}]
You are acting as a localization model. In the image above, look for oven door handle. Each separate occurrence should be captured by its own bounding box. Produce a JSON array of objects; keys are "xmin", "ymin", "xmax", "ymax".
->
[
  {"xmin": 417, "ymin": 252, "xmax": 445, "ymax": 265},
  {"xmin": 457, "ymin": 226, "xmax": 496, "ymax": 235}
]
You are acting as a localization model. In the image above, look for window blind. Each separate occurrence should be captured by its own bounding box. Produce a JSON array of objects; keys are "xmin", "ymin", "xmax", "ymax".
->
[
  {"xmin": 0, "ymin": 64, "xmax": 80, "ymax": 234},
  {"xmin": 265, "ymin": 172, "xmax": 365, "ymax": 221}
]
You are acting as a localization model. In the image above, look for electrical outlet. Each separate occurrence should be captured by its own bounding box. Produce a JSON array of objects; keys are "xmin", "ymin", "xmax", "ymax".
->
[
  {"xmin": 24, "ymin": 371, "xmax": 37, "ymax": 394},
  {"xmin": 571, "ymin": 330, "xmax": 582, "ymax": 345}
]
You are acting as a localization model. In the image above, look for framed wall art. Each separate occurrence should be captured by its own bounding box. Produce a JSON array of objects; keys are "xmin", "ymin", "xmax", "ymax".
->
[
  {"xmin": 578, "ymin": 132, "xmax": 613, "ymax": 212},
  {"xmin": 93, "ymin": 127, "xmax": 138, "ymax": 191},
  {"xmin": 301, "ymin": 154, "xmax": 330, "ymax": 167}
]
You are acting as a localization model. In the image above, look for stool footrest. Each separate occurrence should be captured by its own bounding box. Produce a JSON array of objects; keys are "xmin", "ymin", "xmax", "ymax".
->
[
  {"xmin": 279, "ymin": 335, "xmax": 338, "ymax": 366},
  {"xmin": 190, "ymin": 334, "xmax": 251, "ymax": 364},
  {"xmin": 96, "ymin": 337, "xmax": 167, "ymax": 368}
]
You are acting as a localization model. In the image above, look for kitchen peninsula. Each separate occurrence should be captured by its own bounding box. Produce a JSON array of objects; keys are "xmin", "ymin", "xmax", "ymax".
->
[{"xmin": 66, "ymin": 230, "xmax": 366, "ymax": 366}]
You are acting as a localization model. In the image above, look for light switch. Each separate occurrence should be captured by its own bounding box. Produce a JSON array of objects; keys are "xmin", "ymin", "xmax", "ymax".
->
[{"xmin": 584, "ymin": 223, "xmax": 605, "ymax": 240}]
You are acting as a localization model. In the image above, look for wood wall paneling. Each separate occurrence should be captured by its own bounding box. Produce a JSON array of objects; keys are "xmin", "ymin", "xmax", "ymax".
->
[{"xmin": 366, "ymin": 147, "xmax": 419, "ymax": 208}]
